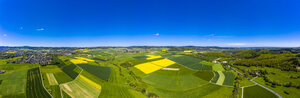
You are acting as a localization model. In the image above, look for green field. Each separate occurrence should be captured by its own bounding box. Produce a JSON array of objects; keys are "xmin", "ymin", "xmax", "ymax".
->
[
  {"xmin": 99, "ymin": 83, "xmax": 147, "ymax": 98},
  {"xmin": 253, "ymin": 77, "xmax": 300, "ymax": 98},
  {"xmin": 148, "ymin": 83, "xmax": 232, "ymax": 98},
  {"xmin": 244, "ymin": 85, "xmax": 277, "ymax": 98},
  {"xmin": 222, "ymin": 71, "xmax": 235, "ymax": 86},
  {"xmin": 212, "ymin": 64, "xmax": 225, "ymax": 71},
  {"xmin": 46, "ymin": 73, "xmax": 58, "ymax": 85},
  {"xmin": 0, "ymin": 64, "xmax": 39, "ymax": 97},
  {"xmin": 61, "ymin": 64, "xmax": 81, "ymax": 79},
  {"xmin": 26, "ymin": 67, "xmax": 52, "ymax": 98},
  {"xmin": 41, "ymin": 65, "xmax": 73, "ymax": 84},
  {"xmin": 54, "ymin": 72, "xmax": 73, "ymax": 84},
  {"xmin": 216, "ymin": 71, "xmax": 225, "ymax": 85},
  {"xmin": 60, "ymin": 75, "xmax": 101, "ymax": 98},
  {"xmin": 77, "ymin": 64, "xmax": 111, "ymax": 81},
  {"xmin": 142, "ymin": 64, "xmax": 207, "ymax": 90},
  {"xmin": 193, "ymin": 70, "xmax": 214, "ymax": 81},
  {"xmin": 169, "ymin": 55, "xmax": 205, "ymax": 69},
  {"xmin": 0, "ymin": 70, "xmax": 27, "ymax": 97},
  {"xmin": 211, "ymin": 71, "xmax": 220, "ymax": 83}
]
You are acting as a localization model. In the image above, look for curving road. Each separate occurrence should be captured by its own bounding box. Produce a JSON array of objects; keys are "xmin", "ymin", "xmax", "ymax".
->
[{"xmin": 228, "ymin": 65, "xmax": 282, "ymax": 98}]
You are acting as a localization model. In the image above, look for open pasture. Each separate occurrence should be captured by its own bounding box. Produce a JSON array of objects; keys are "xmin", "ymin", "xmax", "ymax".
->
[
  {"xmin": 148, "ymin": 83, "xmax": 232, "ymax": 98},
  {"xmin": 142, "ymin": 64, "xmax": 207, "ymax": 90},
  {"xmin": 98, "ymin": 83, "xmax": 146, "ymax": 98},
  {"xmin": 0, "ymin": 70, "xmax": 27, "ymax": 97}
]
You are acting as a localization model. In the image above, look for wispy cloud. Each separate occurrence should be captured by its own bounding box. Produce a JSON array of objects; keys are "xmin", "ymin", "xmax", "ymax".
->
[
  {"xmin": 207, "ymin": 34, "xmax": 230, "ymax": 38},
  {"xmin": 36, "ymin": 28, "xmax": 45, "ymax": 31},
  {"xmin": 3, "ymin": 34, "xmax": 7, "ymax": 37},
  {"xmin": 227, "ymin": 43, "xmax": 246, "ymax": 46},
  {"xmin": 155, "ymin": 33, "xmax": 159, "ymax": 36}
]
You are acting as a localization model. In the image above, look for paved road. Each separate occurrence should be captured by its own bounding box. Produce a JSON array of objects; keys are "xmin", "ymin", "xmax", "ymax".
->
[{"xmin": 228, "ymin": 65, "xmax": 282, "ymax": 98}]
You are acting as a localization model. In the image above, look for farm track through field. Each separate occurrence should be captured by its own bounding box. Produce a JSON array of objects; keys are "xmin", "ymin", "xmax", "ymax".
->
[
  {"xmin": 26, "ymin": 67, "xmax": 52, "ymax": 98},
  {"xmin": 228, "ymin": 65, "xmax": 282, "ymax": 98}
]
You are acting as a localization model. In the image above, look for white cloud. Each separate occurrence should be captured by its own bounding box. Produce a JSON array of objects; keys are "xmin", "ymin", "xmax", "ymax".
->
[
  {"xmin": 36, "ymin": 28, "xmax": 45, "ymax": 31},
  {"xmin": 227, "ymin": 43, "xmax": 246, "ymax": 46},
  {"xmin": 155, "ymin": 33, "xmax": 159, "ymax": 36},
  {"xmin": 3, "ymin": 34, "xmax": 7, "ymax": 37}
]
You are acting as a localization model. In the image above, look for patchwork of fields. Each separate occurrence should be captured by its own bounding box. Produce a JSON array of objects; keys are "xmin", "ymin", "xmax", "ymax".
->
[
  {"xmin": 211, "ymin": 71, "xmax": 235, "ymax": 86},
  {"xmin": 243, "ymin": 85, "xmax": 277, "ymax": 98},
  {"xmin": 134, "ymin": 58, "xmax": 176, "ymax": 74},
  {"xmin": 1, "ymin": 49, "xmax": 285, "ymax": 98},
  {"xmin": 26, "ymin": 67, "xmax": 52, "ymax": 98},
  {"xmin": 60, "ymin": 75, "xmax": 101, "ymax": 98}
]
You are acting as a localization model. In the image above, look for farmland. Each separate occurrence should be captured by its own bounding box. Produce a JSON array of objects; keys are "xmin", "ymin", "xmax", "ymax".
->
[
  {"xmin": 0, "ymin": 47, "xmax": 299, "ymax": 98},
  {"xmin": 77, "ymin": 64, "xmax": 111, "ymax": 80},
  {"xmin": 26, "ymin": 67, "xmax": 52, "ymax": 98},
  {"xmin": 60, "ymin": 75, "xmax": 101, "ymax": 98},
  {"xmin": 244, "ymin": 85, "xmax": 277, "ymax": 98}
]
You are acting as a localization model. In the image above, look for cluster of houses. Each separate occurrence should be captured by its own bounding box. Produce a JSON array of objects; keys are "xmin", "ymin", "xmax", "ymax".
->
[
  {"xmin": 115, "ymin": 48, "xmax": 149, "ymax": 53},
  {"xmin": 14, "ymin": 54, "xmax": 53, "ymax": 66}
]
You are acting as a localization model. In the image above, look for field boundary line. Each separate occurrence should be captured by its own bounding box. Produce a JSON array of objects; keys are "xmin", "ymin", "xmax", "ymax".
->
[
  {"xmin": 241, "ymin": 84, "xmax": 257, "ymax": 88},
  {"xmin": 251, "ymin": 76, "xmax": 257, "ymax": 81},
  {"xmin": 241, "ymin": 87, "xmax": 244, "ymax": 98},
  {"xmin": 60, "ymin": 85, "xmax": 63, "ymax": 98},
  {"xmin": 209, "ymin": 82, "xmax": 234, "ymax": 87},
  {"xmin": 209, "ymin": 71, "xmax": 216, "ymax": 82},
  {"xmin": 39, "ymin": 67, "xmax": 54, "ymax": 98},
  {"xmin": 59, "ymin": 61, "xmax": 84, "ymax": 97}
]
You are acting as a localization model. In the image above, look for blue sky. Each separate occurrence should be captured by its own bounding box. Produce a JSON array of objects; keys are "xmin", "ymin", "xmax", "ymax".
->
[{"xmin": 0, "ymin": 0, "xmax": 300, "ymax": 47}]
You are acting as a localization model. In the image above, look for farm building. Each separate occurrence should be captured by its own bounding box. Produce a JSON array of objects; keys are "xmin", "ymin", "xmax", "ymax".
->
[{"xmin": 0, "ymin": 70, "xmax": 6, "ymax": 73}]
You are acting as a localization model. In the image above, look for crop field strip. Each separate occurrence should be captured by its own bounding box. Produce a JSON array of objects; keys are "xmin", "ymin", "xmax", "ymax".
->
[
  {"xmin": 46, "ymin": 73, "xmax": 58, "ymax": 85},
  {"xmin": 216, "ymin": 71, "xmax": 225, "ymax": 85},
  {"xmin": 211, "ymin": 71, "xmax": 220, "ymax": 83},
  {"xmin": 60, "ymin": 74, "xmax": 101, "ymax": 98},
  {"xmin": 0, "ymin": 70, "xmax": 27, "ymax": 97},
  {"xmin": 26, "ymin": 67, "xmax": 52, "ymax": 98},
  {"xmin": 61, "ymin": 64, "xmax": 81, "ymax": 79},
  {"xmin": 222, "ymin": 71, "xmax": 235, "ymax": 86},
  {"xmin": 77, "ymin": 64, "xmax": 111, "ymax": 81},
  {"xmin": 244, "ymin": 85, "xmax": 278, "ymax": 98},
  {"xmin": 134, "ymin": 58, "xmax": 176, "ymax": 74},
  {"xmin": 168, "ymin": 55, "xmax": 208, "ymax": 69},
  {"xmin": 193, "ymin": 70, "xmax": 214, "ymax": 81}
]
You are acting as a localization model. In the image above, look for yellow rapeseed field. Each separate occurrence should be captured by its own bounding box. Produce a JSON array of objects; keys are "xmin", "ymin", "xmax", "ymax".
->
[
  {"xmin": 70, "ymin": 57, "xmax": 94, "ymax": 64},
  {"xmin": 135, "ymin": 58, "xmax": 176, "ymax": 74},
  {"xmin": 150, "ymin": 59, "xmax": 176, "ymax": 67},
  {"xmin": 76, "ymin": 49, "xmax": 89, "ymax": 52},
  {"xmin": 70, "ymin": 59, "xmax": 88, "ymax": 64},
  {"xmin": 6, "ymin": 51, "xmax": 17, "ymax": 53},
  {"xmin": 184, "ymin": 50, "xmax": 193, "ymax": 53},
  {"xmin": 80, "ymin": 75, "xmax": 102, "ymax": 90},
  {"xmin": 146, "ymin": 55, "xmax": 162, "ymax": 60},
  {"xmin": 135, "ymin": 63, "xmax": 162, "ymax": 74}
]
